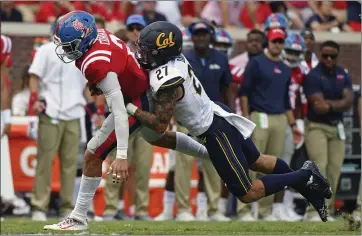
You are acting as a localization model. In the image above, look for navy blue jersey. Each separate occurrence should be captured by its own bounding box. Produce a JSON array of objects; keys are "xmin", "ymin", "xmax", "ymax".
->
[
  {"xmin": 184, "ymin": 48, "xmax": 232, "ymax": 103},
  {"xmin": 239, "ymin": 53, "xmax": 292, "ymax": 114},
  {"xmin": 303, "ymin": 63, "xmax": 352, "ymax": 124}
]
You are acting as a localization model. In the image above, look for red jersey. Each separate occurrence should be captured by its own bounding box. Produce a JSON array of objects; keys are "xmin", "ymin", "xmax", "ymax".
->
[
  {"xmin": 230, "ymin": 64, "xmax": 245, "ymax": 84},
  {"xmin": 0, "ymin": 35, "xmax": 12, "ymax": 88},
  {"xmin": 75, "ymin": 28, "xmax": 148, "ymax": 100},
  {"xmin": 239, "ymin": 2, "xmax": 271, "ymax": 29},
  {"xmin": 289, "ymin": 64, "xmax": 309, "ymax": 117},
  {"xmin": 1, "ymin": 35, "xmax": 13, "ymax": 67}
]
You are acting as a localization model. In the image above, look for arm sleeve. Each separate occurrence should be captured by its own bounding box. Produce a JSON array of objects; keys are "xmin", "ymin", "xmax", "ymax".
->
[
  {"xmin": 303, "ymin": 72, "xmax": 321, "ymax": 97},
  {"xmin": 98, "ymin": 72, "xmax": 129, "ymax": 157},
  {"xmin": 238, "ymin": 59, "xmax": 257, "ymax": 96}
]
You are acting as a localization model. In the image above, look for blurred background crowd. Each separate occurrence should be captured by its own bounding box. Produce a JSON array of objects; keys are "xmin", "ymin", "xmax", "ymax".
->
[
  {"xmin": 0, "ymin": 0, "xmax": 361, "ymax": 224},
  {"xmin": 1, "ymin": 0, "xmax": 361, "ymax": 32}
]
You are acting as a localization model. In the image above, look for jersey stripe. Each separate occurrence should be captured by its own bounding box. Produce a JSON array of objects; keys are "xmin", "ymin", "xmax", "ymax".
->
[
  {"xmin": 81, "ymin": 50, "xmax": 111, "ymax": 72},
  {"xmin": 231, "ymin": 66, "xmax": 244, "ymax": 77},
  {"xmin": 1, "ymin": 35, "xmax": 11, "ymax": 54},
  {"xmin": 82, "ymin": 56, "xmax": 111, "ymax": 76},
  {"xmin": 7, "ymin": 36, "xmax": 12, "ymax": 53}
]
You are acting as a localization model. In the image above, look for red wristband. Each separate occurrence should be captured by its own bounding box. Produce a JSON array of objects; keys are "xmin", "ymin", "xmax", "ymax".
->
[
  {"xmin": 97, "ymin": 104, "xmax": 105, "ymax": 115},
  {"xmin": 28, "ymin": 92, "xmax": 38, "ymax": 116}
]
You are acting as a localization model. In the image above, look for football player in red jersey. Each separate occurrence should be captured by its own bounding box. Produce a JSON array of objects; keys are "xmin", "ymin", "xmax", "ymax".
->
[
  {"xmin": 1, "ymin": 35, "xmax": 16, "ymax": 209},
  {"xmin": 45, "ymin": 11, "xmax": 209, "ymax": 231},
  {"xmin": 1, "ymin": 35, "xmax": 12, "ymax": 137},
  {"xmin": 281, "ymin": 32, "xmax": 309, "ymax": 131}
]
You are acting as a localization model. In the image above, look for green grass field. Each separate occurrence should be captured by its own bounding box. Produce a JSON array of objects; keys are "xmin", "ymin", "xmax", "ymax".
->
[{"xmin": 1, "ymin": 218, "xmax": 361, "ymax": 235}]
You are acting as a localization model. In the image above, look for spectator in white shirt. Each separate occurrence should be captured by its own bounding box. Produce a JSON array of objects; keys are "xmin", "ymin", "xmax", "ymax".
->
[
  {"xmin": 28, "ymin": 40, "xmax": 96, "ymax": 221},
  {"xmin": 156, "ymin": 0, "xmax": 182, "ymax": 26}
]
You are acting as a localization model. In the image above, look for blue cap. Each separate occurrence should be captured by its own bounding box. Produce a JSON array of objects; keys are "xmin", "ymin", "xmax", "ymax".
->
[
  {"xmin": 126, "ymin": 14, "xmax": 146, "ymax": 27},
  {"xmin": 189, "ymin": 22, "xmax": 213, "ymax": 35}
]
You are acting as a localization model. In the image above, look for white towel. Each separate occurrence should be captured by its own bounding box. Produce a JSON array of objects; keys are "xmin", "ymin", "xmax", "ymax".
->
[{"xmin": 212, "ymin": 103, "xmax": 256, "ymax": 139}]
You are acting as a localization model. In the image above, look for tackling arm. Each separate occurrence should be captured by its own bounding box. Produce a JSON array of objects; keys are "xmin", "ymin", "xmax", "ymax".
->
[
  {"xmin": 97, "ymin": 72, "xmax": 129, "ymax": 159},
  {"xmin": 127, "ymin": 87, "xmax": 178, "ymax": 134}
]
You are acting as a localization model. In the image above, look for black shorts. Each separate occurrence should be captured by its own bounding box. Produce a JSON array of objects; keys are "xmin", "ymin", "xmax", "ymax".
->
[{"xmin": 198, "ymin": 102, "xmax": 260, "ymax": 197}]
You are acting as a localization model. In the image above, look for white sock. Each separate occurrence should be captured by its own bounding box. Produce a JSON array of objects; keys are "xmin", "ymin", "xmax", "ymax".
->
[
  {"xmin": 70, "ymin": 175, "xmax": 101, "ymax": 222},
  {"xmin": 283, "ymin": 190, "xmax": 294, "ymax": 206},
  {"xmin": 164, "ymin": 191, "xmax": 175, "ymax": 208},
  {"xmin": 163, "ymin": 191, "xmax": 175, "ymax": 215},
  {"xmin": 196, "ymin": 192, "xmax": 207, "ymax": 216},
  {"xmin": 118, "ymin": 200, "xmax": 124, "ymax": 210},
  {"xmin": 129, "ymin": 204, "xmax": 135, "ymax": 216},
  {"xmin": 218, "ymin": 198, "xmax": 228, "ymax": 215},
  {"xmin": 272, "ymin": 203, "xmax": 283, "ymax": 214},
  {"xmin": 175, "ymin": 132, "xmax": 209, "ymax": 160}
]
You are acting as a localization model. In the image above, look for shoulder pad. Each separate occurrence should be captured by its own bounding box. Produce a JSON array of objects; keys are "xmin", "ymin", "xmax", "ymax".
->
[
  {"xmin": 159, "ymin": 76, "xmax": 185, "ymax": 90},
  {"xmin": 150, "ymin": 64, "xmax": 184, "ymax": 93},
  {"xmin": 77, "ymin": 49, "xmax": 112, "ymax": 83}
]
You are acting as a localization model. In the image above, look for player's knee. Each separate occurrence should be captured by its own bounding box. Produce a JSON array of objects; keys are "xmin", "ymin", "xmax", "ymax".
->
[
  {"xmin": 83, "ymin": 150, "xmax": 103, "ymax": 176},
  {"xmin": 238, "ymin": 195, "xmax": 253, "ymax": 204},
  {"xmin": 250, "ymin": 154, "xmax": 276, "ymax": 173},
  {"xmin": 249, "ymin": 154, "xmax": 263, "ymax": 171}
]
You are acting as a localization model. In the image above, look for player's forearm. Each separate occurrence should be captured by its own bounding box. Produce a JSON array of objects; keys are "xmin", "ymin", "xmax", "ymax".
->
[
  {"xmin": 98, "ymin": 72, "xmax": 129, "ymax": 159},
  {"xmin": 106, "ymin": 90, "xmax": 129, "ymax": 158},
  {"xmin": 132, "ymin": 107, "xmax": 169, "ymax": 134},
  {"xmin": 113, "ymin": 108, "xmax": 129, "ymax": 157}
]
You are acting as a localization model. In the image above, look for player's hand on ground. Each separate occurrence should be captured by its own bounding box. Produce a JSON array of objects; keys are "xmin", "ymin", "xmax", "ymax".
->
[
  {"xmin": 291, "ymin": 126, "xmax": 303, "ymax": 145},
  {"xmin": 1, "ymin": 124, "xmax": 11, "ymax": 137},
  {"xmin": 107, "ymin": 158, "xmax": 129, "ymax": 183},
  {"xmin": 32, "ymin": 101, "xmax": 45, "ymax": 114}
]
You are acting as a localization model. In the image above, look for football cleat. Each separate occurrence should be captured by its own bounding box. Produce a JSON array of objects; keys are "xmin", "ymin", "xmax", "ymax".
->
[
  {"xmin": 44, "ymin": 217, "xmax": 88, "ymax": 231},
  {"xmin": 302, "ymin": 161, "xmax": 332, "ymax": 199},
  {"xmin": 298, "ymin": 161, "xmax": 332, "ymax": 222},
  {"xmin": 303, "ymin": 192, "xmax": 329, "ymax": 222}
]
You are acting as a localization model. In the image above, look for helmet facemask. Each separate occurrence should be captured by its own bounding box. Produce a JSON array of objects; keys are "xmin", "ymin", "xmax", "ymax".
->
[
  {"xmin": 135, "ymin": 39, "xmax": 159, "ymax": 70},
  {"xmin": 281, "ymin": 48, "xmax": 304, "ymax": 68},
  {"xmin": 213, "ymin": 42, "xmax": 233, "ymax": 57},
  {"xmin": 54, "ymin": 35, "xmax": 83, "ymax": 63}
]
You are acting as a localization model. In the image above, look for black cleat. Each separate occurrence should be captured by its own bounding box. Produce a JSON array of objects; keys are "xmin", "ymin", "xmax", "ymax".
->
[
  {"xmin": 302, "ymin": 191, "xmax": 329, "ymax": 222},
  {"xmin": 302, "ymin": 161, "xmax": 332, "ymax": 199}
]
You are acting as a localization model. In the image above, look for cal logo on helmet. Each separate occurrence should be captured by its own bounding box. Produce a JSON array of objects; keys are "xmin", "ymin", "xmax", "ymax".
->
[{"xmin": 156, "ymin": 32, "xmax": 175, "ymax": 49}]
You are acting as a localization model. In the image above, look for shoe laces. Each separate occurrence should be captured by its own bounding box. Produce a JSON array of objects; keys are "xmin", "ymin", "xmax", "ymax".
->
[{"xmin": 57, "ymin": 217, "xmax": 74, "ymax": 227}]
